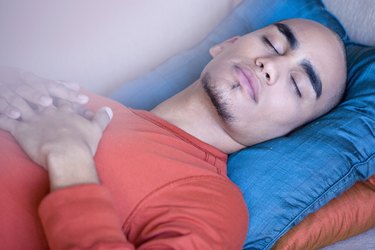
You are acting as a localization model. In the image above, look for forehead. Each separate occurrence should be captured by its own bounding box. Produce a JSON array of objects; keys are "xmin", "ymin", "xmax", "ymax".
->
[{"xmin": 265, "ymin": 20, "xmax": 344, "ymax": 97}]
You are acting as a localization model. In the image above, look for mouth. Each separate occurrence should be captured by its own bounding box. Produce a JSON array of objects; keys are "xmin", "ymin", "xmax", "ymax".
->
[{"xmin": 234, "ymin": 64, "xmax": 259, "ymax": 103}]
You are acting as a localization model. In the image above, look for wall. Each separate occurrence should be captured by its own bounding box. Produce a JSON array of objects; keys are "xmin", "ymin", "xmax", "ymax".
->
[{"xmin": 0, "ymin": 0, "xmax": 237, "ymax": 94}]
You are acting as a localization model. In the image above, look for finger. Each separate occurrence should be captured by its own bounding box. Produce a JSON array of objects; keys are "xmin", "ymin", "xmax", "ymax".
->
[
  {"xmin": 0, "ymin": 114, "xmax": 18, "ymax": 133},
  {"xmin": 65, "ymin": 102, "xmax": 92, "ymax": 118},
  {"xmin": 50, "ymin": 84, "xmax": 89, "ymax": 104},
  {"xmin": 54, "ymin": 98, "xmax": 74, "ymax": 113},
  {"xmin": 76, "ymin": 105, "xmax": 95, "ymax": 120},
  {"xmin": 57, "ymin": 80, "xmax": 80, "ymax": 92},
  {"xmin": 0, "ymin": 86, "xmax": 34, "ymax": 120},
  {"xmin": 92, "ymin": 107, "xmax": 113, "ymax": 131},
  {"xmin": 21, "ymin": 71, "xmax": 88, "ymax": 104},
  {"xmin": 13, "ymin": 83, "xmax": 53, "ymax": 107},
  {"xmin": 18, "ymin": 71, "xmax": 53, "ymax": 106},
  {"xmin": 0, "ymin": 98, "xmax": 21, "ymax": 119}
]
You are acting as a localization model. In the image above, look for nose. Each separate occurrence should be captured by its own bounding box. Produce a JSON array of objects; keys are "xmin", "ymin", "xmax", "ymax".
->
[{"xmin": 255, "ymin": 57, "xmax": 279, "ymax": 86}]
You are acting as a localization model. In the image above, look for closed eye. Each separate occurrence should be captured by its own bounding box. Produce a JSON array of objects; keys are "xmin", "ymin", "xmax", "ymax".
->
[
  {"xmin": 291, "ymin": 76, "xmax": 302, "ymax": 98},
  {"xmin": 262, "ymin": 36, "xmax": 280, "ymax": 55}
]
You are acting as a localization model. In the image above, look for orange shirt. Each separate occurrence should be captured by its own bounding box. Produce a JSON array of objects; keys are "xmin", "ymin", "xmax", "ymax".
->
[{"xmin": 0, "ymin": 95, "xmax": 248, "ymax": 249}]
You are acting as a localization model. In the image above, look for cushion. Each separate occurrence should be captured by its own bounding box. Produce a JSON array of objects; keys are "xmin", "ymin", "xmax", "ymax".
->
[
  {"xmin": 273, "ymin": 175, "xmax": 375, "ymax": 249},
  {"xmin": 323, "ymin": 0, "xmax": 375, "ymax": 46},
  {"xmin": 110, "ymin": 1, "xmax": 375, "ymax": 249}
]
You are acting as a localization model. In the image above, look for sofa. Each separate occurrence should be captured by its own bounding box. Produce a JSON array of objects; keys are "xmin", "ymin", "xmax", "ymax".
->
[{"xmin": 0, "ymin": 0, "xmax": 374, "ymax": 249}]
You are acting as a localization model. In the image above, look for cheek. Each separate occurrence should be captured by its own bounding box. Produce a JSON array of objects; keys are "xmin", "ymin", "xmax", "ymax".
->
[
  {"xmin": 222, "ymin": 90, "xmax": 317, "ymax": 145},
  {"xmin": 245, "ymin": 97, "xmax": 304, "ymax": 135},
  {"xmin": 260, "ymin": 91, "xmax": 303, "ymax": 122}
]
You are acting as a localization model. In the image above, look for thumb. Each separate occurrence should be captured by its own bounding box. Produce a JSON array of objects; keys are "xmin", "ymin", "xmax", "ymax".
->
[{"xmin": 93, "ymin": 107, "xmax": 113, "ymax": 131}]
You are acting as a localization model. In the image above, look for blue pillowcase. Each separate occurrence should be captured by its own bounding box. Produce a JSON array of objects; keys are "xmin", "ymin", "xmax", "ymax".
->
[{"xmin": 111, "ymin": 0, "xmax": 375, "ymax": 249}]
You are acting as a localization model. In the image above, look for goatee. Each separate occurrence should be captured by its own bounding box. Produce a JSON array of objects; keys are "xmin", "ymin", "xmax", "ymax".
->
[{"xmin": 202, "ymin": 73, "xmax": 234, "ymax": 122}]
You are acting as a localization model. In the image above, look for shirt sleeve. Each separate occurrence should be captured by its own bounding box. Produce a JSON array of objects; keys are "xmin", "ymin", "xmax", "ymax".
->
[
  {"xmin": 39, "ymin": 184, "xmax": 135, "ymax": 250},
  {"xmin": 123, "ymin": 176, "xmax": 248, "ymax": 250},
  {"xmin": 39, "ymin": 177, "xmax": 248, "ymax": 250}
]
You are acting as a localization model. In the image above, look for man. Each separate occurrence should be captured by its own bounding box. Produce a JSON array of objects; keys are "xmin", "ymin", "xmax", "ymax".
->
[{"xmin": 0, "ymin": 19, "xmax": 346, "ymax": 249}]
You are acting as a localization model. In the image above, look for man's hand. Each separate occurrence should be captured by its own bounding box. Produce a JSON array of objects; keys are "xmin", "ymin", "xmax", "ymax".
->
[
  {"xmin": 0, "ymin": 67, "xmax": 89, "ymax": 119},
  {"xmin": 0, "ymin": 95, "xmax": 113, "ymax": 190}
]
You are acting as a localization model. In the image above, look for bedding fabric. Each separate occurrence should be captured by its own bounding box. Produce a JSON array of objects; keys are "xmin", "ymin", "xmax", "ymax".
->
[
  {"xmin": 273, "ymin": 176, "xmax": 375, "ymax": 249},
  {"xmin": 111, "ymin": 0, "xmax": 375, "ymax": 249}
]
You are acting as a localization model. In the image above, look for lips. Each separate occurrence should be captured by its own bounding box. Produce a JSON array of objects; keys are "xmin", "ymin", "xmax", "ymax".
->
[{"xmin": 234, "ymin": 64, "xmax": 259, "ymax": 102}]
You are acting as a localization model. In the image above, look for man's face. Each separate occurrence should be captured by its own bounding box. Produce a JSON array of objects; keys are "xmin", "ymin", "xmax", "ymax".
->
[{"xmin": 201, "ymin": 18, "xmax": 346, "ymax": 146}]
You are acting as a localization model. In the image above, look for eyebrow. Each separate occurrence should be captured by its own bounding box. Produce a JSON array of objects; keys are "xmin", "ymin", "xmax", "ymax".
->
[
  {"xmin": 273, "ymin": 22, "xmax": 322, "ymax": 98},
  {"xmin": 273, "ymin": 23, "xmax": 298, "ymax": 50},
  {"xmin": 301, "ymin": 59, "xmax": 322, "ymax": 99}
]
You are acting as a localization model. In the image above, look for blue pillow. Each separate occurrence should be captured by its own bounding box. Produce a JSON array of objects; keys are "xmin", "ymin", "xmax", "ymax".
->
[{"xmin": 111, "ymin": 0, "xmax": 375, "ymax": 249}]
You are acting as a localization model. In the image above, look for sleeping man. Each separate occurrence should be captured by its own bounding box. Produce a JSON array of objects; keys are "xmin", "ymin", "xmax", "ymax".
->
[{"xmin": 0, "ymin": 18, "xmax": 346, "ymax": 249}]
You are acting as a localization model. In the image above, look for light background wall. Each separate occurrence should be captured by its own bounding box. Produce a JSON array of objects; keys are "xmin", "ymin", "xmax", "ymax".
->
[{"xmin": 0, "ymin": 0, "xmax": 238, "ymax": 94}]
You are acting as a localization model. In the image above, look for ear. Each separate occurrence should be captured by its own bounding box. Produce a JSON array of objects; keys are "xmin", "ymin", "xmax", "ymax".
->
[{"xmin": 209, "ymin": 36, "xmax": 240, "ymax": 57}]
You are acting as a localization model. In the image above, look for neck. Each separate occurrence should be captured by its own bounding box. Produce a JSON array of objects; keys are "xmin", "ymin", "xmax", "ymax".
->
[{"xmin": 151, "ymin": 80, "xmax": 245, "ymax": 154}]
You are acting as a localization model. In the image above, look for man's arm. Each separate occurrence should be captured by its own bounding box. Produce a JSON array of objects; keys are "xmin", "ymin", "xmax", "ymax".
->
[
  {"xmin": 38, "ymin": 177, "xmax": 248, "ymax": 250},
  {"xmin": 0, "ymin": 101, "xmax": 247, "ymax": 249},
  {"xmin": 0, "ymin": 93, "xmax": 139, "ymax": 249},
  {"xmin": 0, "ymin": 89, "xmax": 247, "ymax": 249}
]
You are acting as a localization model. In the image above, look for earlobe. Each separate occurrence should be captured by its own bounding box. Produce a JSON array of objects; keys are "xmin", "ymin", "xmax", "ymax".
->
[{"xmin": 209, "ymin": 36, "xmax": 241, "ymax": 57}]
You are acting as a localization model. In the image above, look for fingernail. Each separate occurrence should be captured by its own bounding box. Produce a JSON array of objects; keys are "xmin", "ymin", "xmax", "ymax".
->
[
  {"xmin": 39, "ymin": 96, "xmax": 53, "ymax": 106},
  {"xmin": 8, "ymin": 110, "xmax": 21, "ymax": 119},
  {"xmin": 103, "ymin": 107, "xmax": 113, "ymax": 120},
  {"xmin": 77, "ymin": 94, "xmax": 89, "ymax": 104}
]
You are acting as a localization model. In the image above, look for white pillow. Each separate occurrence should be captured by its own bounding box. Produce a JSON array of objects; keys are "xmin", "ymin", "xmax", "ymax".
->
[{"xmin": 323, "ymin": 0, "xmax": 375, "ymax": 46}]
